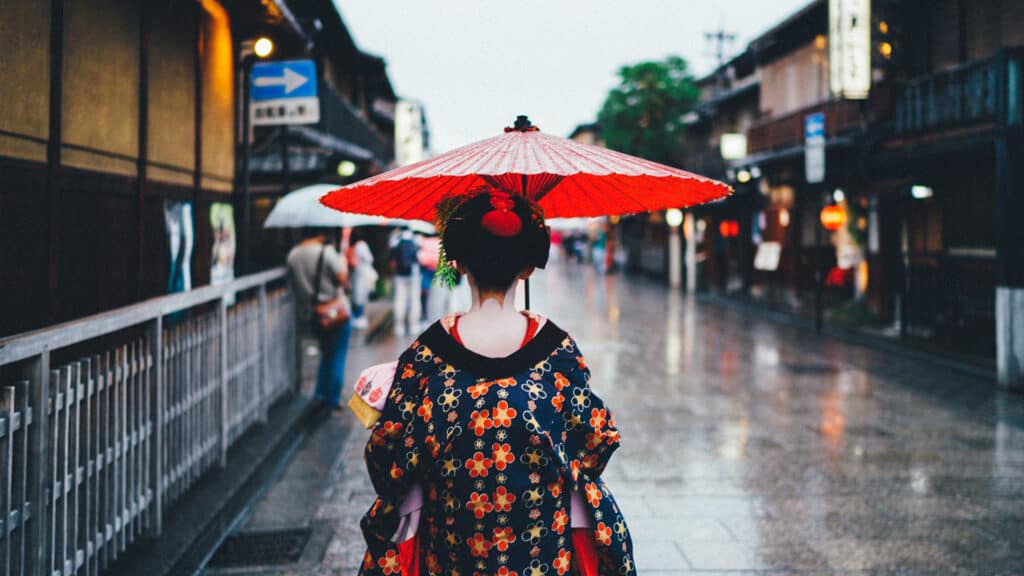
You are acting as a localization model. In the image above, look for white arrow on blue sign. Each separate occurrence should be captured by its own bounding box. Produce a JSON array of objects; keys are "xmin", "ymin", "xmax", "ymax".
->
[
  {"xmin": 805, "ymin": 112, "xmax": 826, "ymax": 184},
  {"xmin": 250, "ymin": 59, "xmax": 320, "ymax": 126}
]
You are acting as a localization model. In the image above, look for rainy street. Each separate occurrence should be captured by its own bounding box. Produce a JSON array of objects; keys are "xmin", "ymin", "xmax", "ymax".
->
[{"xmin": 221, "ymin": 264, "xmax": 1024, "ymax": 576}]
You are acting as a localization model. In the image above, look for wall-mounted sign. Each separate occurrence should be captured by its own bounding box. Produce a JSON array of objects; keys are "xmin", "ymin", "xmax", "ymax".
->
[
  {"xmin": 251, "ymin": 59, "xmax": 320, "ymax": 126},
  {"xmin": 829, "ymin": 0, "xmax": 871, "ymax": 99},
  {"xmin": 754, "ymin": 241, "xmax": 782, "ymax": 271},
  {"xmin": 720, "ymin": 133, "xmax": 748, "ymax": 160},
  {"xmin": 805, "ymin": 112, "xmax": 826, "ymax": 184}
]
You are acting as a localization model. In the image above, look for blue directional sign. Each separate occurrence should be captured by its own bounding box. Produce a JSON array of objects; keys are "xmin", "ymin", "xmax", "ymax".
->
[
  {"xmin": 804, "ymin": 112, "xmax": 825, "ymax": 142},
  {"xmin": 250, "ymin": 59, "xmax": 319, "ymax": 126},
  {"xmin": 805, "ymin": 112, "xmax": 825, "ymax": 184}
]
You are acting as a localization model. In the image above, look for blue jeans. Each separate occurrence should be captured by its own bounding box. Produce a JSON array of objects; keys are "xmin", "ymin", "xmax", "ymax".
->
[
  {"xmin": 315, "ymin": 321, "xmax": 352, "ymax": 407},
  {"xmin": 351, "ymin": 302, "xmax": 365, "ymax": 319}
]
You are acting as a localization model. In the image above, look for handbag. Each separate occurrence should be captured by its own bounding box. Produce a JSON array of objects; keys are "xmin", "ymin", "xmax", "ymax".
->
[{"xmin": 311, "ymin": 243, "xmax": 350, "ymax": 332}]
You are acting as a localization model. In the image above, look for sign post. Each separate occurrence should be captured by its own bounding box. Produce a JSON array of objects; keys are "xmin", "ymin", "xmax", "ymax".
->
[
  {"xmin": 806, "ymin": 112, "xmax": 827, "ymax": 333},
  {"xmin": 239, "ymin": 59, "xmax": 319, "ymax": 273}
]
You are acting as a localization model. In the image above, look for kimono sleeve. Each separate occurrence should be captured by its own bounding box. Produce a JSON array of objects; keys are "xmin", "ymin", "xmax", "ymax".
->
[
  {"xmin": 562, "ymin": 352, "xmax": 621, "ymax": 483},
  {"xmin": 364, "ymin": 352, "xmax": 434, "ymax": 501}
]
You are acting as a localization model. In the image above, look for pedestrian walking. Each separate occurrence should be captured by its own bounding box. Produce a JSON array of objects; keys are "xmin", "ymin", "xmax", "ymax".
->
[
  {"xmin": 390, "ymin": 229, "xmax": 421, "ymax": 336},
  {"xmin": 356, "ymin": 189, "xmax": 635, "ymax": 575},
  {"xmin": 349, "ymin": 229, "xmax": 377, "ymax": 330},
  {"xmin": 286, "ymin": 229, "xmax": 352, "ymax": 410}
]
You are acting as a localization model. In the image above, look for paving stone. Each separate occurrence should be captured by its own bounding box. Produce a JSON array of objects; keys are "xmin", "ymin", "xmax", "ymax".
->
[{"xmin": 234, "ymin": 267, "xmax": 1024, "ymax": 575}]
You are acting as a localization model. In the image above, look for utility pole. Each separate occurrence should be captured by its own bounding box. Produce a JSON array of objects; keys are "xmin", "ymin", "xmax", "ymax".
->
[{"xmin": 704, "ymin": 25, "xmax": 737, "ymax": 96}]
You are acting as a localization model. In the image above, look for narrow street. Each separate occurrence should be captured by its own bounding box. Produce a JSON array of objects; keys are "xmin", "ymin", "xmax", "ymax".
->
[{"xmin": 214, "ymin": 264, "xmax": 1024, "ymax": 576}]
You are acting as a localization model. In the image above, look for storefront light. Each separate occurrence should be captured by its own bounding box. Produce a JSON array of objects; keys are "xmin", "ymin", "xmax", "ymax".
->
[
  {"xmin": 833, "ymin": 188, "xmax": 845, "ymax": 203},
  {"xmin": 779, "ymin": 208, "xmax": 790, "ymax": 227},
  {"xmin": 337, "ymin": 160, "xmax": 357, "ymax": 177},
  {"xmin": 737, "ymin": 169, "xmax": 752, "ymax": 184},
  {"xmin": 911, "ymin": 185, "xmax": 933, "ymax": 199},
  {"xmin": 750, "ymin": 166, "xmax": 762, "ymax": 179},
  {"xmin": 665, "ymin": 208, "xmax": 684, "ymax": 228}
]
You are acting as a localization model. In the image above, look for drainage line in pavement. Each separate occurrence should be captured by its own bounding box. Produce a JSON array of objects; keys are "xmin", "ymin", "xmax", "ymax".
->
[{"xmin": 176, "ymin": 407, "xmax": 329, "ymax": 576}]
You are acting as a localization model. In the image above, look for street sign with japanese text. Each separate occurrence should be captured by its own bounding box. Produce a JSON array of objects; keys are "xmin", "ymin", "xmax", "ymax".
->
[
  {"xmin": 805, "ymin": 112, "xmax": 825, "ymax": 184},
  {"xmin": 250, "ymin": 60, "xmax": 320, "ymax": 126}
]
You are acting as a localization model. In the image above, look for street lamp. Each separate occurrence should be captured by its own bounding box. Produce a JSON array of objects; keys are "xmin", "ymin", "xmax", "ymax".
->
[
  {"xmin": 238, "ymin": 36, "xmax": 274, "ymax": 274},
  {"xmin": 253, "ymin": 37, "xmax": 274, "ymax": 58}
]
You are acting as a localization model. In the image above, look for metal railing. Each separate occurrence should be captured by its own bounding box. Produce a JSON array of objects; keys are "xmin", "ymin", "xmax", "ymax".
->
[
  {"xmin": 895, "ymin": 48, "xmax": 1024, "ymax": 135},
  {"xmin": 0, "ymin": 268, "xmax": 296, "ymax": 576}
]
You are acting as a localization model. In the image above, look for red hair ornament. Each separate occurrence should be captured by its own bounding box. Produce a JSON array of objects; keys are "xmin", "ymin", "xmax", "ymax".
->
[{"xmin": 480, "ymin": 192, "xmax": 522, "ymax": 237}]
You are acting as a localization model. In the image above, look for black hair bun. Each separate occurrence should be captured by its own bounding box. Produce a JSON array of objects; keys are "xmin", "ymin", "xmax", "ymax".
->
[{"xmin": 441, "ymin": 191, "xmax": 550, "ymax": 293}]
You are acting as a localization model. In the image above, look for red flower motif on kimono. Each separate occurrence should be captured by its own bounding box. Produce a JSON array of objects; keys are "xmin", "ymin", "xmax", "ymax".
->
[
  {"xmin": 467, "ymin": 381, "xmax": 491, "ymax": 399},
  {"xmin": 585, "ymin": 432, "xmax": 603, "ymax": 451},
  {"xmin": 493, "ymin": 486, "xmax": 516, "ymax": 512},
  {"xmin": 465, "ymin": 451, "xmax": 493, "ymax": 478},
  {"xmin": 595, "ymin": 522, "xmax": 613, "ymax": 546},
  {"xmin": 547, "ymin": 481, "xmax": 562, "ymax": 498},
  {"xmin": 576, "ymin": 356, "xmax": 587, "ymax": 369},
  {"xmin": 470, "ymin": 409, "xmax": 493, "ymax": 436},
  {"xmin": 492, "ymin": 526, "xmax": 516, "ymax": 551},
  {"xmin": 492, "ymin": 443, "xmax": 515, "ymax": 471},
  {"xmin": 389, "ymin": 462, "xmax": 404, "ymax": 480},
  {"xmin": 589, "ymin": 408, "xmax": 607, "ymax": 430},
  {"xmin": 491, "ymin": 400, "xmax": 517, "ymax": 427},
  {"xmin": 417, "ymin": 396, "xmax": 433, "ymax": 423},
  {"xmin": 468, "ymin": 532, "xmax": 492, "ymax": 558},
  {"xmin": 552, "ymin": 509, "xmax": 569, "ymax": 535},
  {"xmin": 496, "ymin": 568, "xmax": 518, "ymax": 576},
  {"xmin": 553, "ymin": 372, "xmax": 570, "ymax": 391},
  {"xmin": 585, "ymin": 482, "xmax": 602, "ymax": 507},
  {"xmin": 401, "ymin": 363, "xmax": 416, "ymax": 379},
  {"xmin": 553, "ymin": 548, "xmax": 572, "ymax": 575},
  {"xmin": 377, "ymin": 549, "xmax": 402, "ymax": 574},
  {"xmin": 551, "ymin": 394, "xmax": 565, "ymax": 412},
  {"xmin": 494, "ymin": 377, "xmax": 517, "ymax": 388},
  {"xmin": 467, "ymin": 492, "xmax": 493, "ymax": 519}
]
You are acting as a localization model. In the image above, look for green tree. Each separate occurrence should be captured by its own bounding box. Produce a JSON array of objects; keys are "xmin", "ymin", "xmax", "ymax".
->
[{"xmin": 597, "ymin": 56, "xmax": 700, "ymax": 166}]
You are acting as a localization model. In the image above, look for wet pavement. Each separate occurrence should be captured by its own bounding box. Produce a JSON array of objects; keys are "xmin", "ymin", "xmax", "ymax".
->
[{"xmin": 222, "ymin": 264, "xmax": 1024, "ymax": 575}]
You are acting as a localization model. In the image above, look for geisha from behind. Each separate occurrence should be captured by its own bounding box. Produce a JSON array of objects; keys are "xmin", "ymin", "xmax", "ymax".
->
[{"xmin": 359, "ymin": 189, "xmax": 635, "ymax": 576}]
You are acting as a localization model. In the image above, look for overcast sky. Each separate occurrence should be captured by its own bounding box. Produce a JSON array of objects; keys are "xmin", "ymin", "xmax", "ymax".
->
[{"xmin": 334, "ymin": 0, "xmax": 811, "ymax": 153}]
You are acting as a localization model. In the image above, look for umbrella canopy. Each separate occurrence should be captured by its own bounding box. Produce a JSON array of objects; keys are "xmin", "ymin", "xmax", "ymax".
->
[
  {"xmin": 264, "ymin": 183, "xmax": 398, "ymax": 228},
  {"xmin": 320, "ymin": 116, "xmax": 731, "ymax": 221}
]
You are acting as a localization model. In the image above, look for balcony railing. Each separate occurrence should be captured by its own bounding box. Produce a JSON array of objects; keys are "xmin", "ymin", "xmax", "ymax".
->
[
  {"xmin": 747, "ymin": 99, "xmax": 863, "ymax": 154},
  {"xmin": 894, "ymin": 48, "xmax": 1023, "ymax": 135},
  {"xmin": 0, "ymin": 268, "xmax": 296, "ymax": 576}
]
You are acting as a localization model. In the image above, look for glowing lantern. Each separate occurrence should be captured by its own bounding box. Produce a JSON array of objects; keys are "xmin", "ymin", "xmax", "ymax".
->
[
  {"xmin": 719, "ymin": 220, "xmax": 740, "ymax": 238},
  {"xmin": 820, "ymin": 205, "xmax": 846, "ymax": 231}
]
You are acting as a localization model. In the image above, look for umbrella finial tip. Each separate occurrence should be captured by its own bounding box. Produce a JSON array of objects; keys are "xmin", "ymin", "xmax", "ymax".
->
[{"xmin": 507, "ymin": 115, "xmax": 538, "ymax": 132}]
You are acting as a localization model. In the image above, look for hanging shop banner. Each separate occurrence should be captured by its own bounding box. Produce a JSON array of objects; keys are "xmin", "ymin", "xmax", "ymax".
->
[
  {"xmin": 395, "ymin": 99, "xmax": 425, "ymax": 167},
  {"xmin": 829, "ymin": 0, "xmax": 871, "ymax": 99},
  {"xmin": 163, "ymin": 200, "xmax": 194, "ymax": 294},
  {"xmin": 210, "ymin": 202, "xmax": 236, "ymax": 303}
]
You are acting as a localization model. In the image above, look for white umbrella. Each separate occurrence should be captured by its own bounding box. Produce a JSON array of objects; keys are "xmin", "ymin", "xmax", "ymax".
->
[
  {"xmin": 548, "ymin": 217, "xmax": 605, "ymax": 232},
  {"xmin": 263, "ymin": 183, "xmax": 394, "ymax": 228}
]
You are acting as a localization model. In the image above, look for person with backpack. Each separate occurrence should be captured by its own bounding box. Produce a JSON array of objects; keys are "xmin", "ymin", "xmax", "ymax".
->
[{"xmin": 390, "ymin": 229, "xmax": 421, "ymax": 336}]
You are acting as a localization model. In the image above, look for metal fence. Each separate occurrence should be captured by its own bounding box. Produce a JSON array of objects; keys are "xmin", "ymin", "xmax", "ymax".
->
[{"xmin": 0, "ymin": 268, "xmax": 296, "ymax": 576}]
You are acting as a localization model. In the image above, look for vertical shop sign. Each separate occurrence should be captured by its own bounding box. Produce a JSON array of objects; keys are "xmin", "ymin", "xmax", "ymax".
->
[
  {"xmin": 829, "ymin": 0, "xmax": 871, "ymax": 99},
  {"xmin": 805, "ymin": 112, "xmax": 826, "ymax": 184}
]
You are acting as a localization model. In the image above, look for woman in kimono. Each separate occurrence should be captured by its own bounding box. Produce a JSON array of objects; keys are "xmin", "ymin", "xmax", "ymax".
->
[{"xmin": 359, "ymin": 189, "xmax": 635, "ymax": 576}]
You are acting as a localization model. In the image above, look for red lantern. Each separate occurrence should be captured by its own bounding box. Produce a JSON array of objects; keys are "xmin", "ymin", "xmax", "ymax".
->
[
  {"xmin": 719, "ymin": 220, "xmax": 740, "ymax": 238},
  {"xmin": 820, "ymin": 205, "xmax": 846, "ymax": 231}
]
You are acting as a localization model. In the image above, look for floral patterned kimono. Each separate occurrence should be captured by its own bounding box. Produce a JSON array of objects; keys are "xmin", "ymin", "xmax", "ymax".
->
[{"xmin": 359, "ymin": 317, "xmax": 636, "ymax": 576}]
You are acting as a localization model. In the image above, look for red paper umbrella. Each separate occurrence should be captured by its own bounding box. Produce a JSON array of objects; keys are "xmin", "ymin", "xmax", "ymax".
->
[{"xmin": 321, "ymin": 116, "xmax": 731, "ymax": 221}]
